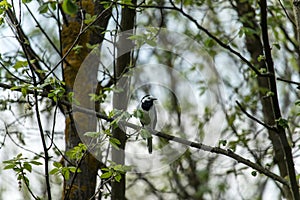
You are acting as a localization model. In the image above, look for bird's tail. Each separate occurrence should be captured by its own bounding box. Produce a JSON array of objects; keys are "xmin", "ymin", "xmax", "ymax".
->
[{"xmin": 147, "ymin": 137, "xmax": 152, "ymax": 154}]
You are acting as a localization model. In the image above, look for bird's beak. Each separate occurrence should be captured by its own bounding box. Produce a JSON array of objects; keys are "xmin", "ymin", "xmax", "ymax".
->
[{"xmin": 152, "ymin": 97, "xmax": 157, "ymax": 101}]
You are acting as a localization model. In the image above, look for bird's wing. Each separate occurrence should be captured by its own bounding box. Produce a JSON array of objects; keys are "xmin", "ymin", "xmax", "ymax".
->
[{"xmin": 149, "ymin": 105, "xmax": 157, "ymax": 130}]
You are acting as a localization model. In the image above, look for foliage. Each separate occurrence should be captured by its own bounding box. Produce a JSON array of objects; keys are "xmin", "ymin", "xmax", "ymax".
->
[
  {"xmin": 0, "ymin": 0, "xmax": 300, "ymax": 199},
  {"xmin": 66, "ymin": 143, "xmax": 87, "ymax": 163},
  {"xmin": 0, "ymin": 0, "xmax": 11, "ymax": 25},
  {"xmin": 50, "ymin": 161, "xmax": 81, "ymax": 181},
  {"xmin": 2, "ymin": 154, "xmax": 42, "ymax": 189},
  {"xmin": 100, "ymin": 161, "xmax": 131, "ymax": 183},
  {"xmin": 62, "ymin": 0, "xmax": 78, "ymax": 15}
]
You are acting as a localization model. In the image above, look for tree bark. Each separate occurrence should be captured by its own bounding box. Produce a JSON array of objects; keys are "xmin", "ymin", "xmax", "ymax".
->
[
  {"xmin": 61, "ymin": 1, "xmax": 111, "ymax": 199},
  {"xmin": 111, "ymin": 1, "xmax": 136, "ymax": 199},
  {"xmin": 293, "ymin": 0, "xmax": 300, "ymax": 51},
  {"xmin": 233, "ymin": 1, "xmax": 298, "ymax": 199}
]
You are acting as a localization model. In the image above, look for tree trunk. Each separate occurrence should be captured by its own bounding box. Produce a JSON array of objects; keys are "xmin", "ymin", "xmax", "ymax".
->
[
  {"xmin": 61, "ymin": 0, "xmax": 111, "ymax": 199},
  {"xmin": 111, "ymin": 1, "xmax": 136, "ymax": 199},
  {"xmin": 233, "ymin": 1, "xmax": 298, "ymax": 199},
  {"xmin": 293, "ymin": 0, "xmax": 300, "ymax": 51}
]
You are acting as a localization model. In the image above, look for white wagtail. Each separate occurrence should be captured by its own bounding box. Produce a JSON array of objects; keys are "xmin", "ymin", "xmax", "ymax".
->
[{"xmin": 139, "ymin": 95, "xmax": 157, "ymax": 154}]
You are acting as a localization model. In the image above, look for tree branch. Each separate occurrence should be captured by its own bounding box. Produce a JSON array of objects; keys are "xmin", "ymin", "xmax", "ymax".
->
[
  {"xmin": 260, "ymin": 1, "xmax": 299, "ymax": 199},
  {"xmin": 66, "ymin": 100, "xmax": 289, "ymax": 188},
  {"xmin": 0, "ymin": 75, "xmax": 290, "ymax": 192},
  {"xmin": 236, "ymin": 101, "xmax": 277, "ymax": 131}
]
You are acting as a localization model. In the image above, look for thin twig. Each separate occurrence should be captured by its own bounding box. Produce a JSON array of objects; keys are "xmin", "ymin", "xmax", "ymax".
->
[
  {"xmin": 24, "ymin": 4, "xmax": 71, "ymax": 75},
  {"xmin": 38, "ymin": 3, "xmax": 114, "ymax": 84},
  {"xmin": 88, "ymin": 176, "xmax": 114, "ymax": 200},
  {"xmin": 30, "ymin": 60, "xmax": 52, "ymax": 199},
  {"xmin": 24, "ymin": 4, "xmax": 61, "ymax": 56},
  {"xmin": 47, "ymin": 104, "xmax": 59, "ymax": 151},
  {"xmin": 0, "ymin": 61, "xmax": 32, "ymax": 84},
  {"xmin": 19, "ymin": 162, "xmax": 40, "ymax": 200},
  {"xmin": 56, "ymin": 0, "xmax": 64, "ymax": 82},
  {"xmin": 235, "ymin": 101, "xmax": 277, "ymax": 131},
  {"xmin": 5, "ymin": 124, "xmax": 44, "ymax": 158},
  {"xmin": 45, "ymin": 131, "xmax": 74, "ymax": 166},
  {"xmin": 278, "ymin": 0, "xmax": 296, "ymax": 27},
  {"xmin": 277, "ymin": 77, "xmax": 300, "ymax": 86},
  {"xmin": 63, "ymin": 150, "xmax": 89, "ymax": 200},
  {"xmin": 110, "ymin": 0, "xmax": 264, "ymax": 76}
]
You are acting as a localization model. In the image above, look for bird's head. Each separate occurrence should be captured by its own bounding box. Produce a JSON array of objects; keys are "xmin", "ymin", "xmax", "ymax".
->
[
  {"xmin": 141, "ymin": 95, "xmax": 157, "ymax": 103},
  {"xmin": 141, "ymin": 95, "xmax": 157, "ymax": 111}
]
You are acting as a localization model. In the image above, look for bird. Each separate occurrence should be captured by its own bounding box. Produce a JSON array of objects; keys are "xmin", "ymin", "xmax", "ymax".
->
[{"xmin": 139, "ymin": 95, "xmax": 157, "ymax": 154}]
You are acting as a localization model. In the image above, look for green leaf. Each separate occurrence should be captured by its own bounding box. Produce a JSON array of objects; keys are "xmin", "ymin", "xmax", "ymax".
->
[
  {"xmin": 23, "ymin": 162, "xmax": 32, "ymax": 172},
  {"xmin": 0, "ymin": 0, "xmax": 11, "ymax": 10},
  {"xmin": 38, "ymin": 3, "xmax": 49, "ymax": 14},
  {"xmin": 86, "ymin": 43, "xmax": 99, "ymax": 50},
  {"xmin": 101, "ymin": 167, "xmax": 109, "ymax": 171},
  {"xmin": 53, "ymin": 161, "xmax": 62, "ymax": 168},
  {"xmin": 62, "ymin": 0, "xmax": 78, "ymax": 15},
  {"xmin": 49, "ymin": 2, "xmax": 57, "ymax": 10},
  {"xmin": 110, "ymin": 137, "xmax": 121, "ymax": 145},
  {"xmin": 84, "ymin": 13, "xmax": 97, "ymax": 24},
  {"xmin": 257, "ymin": 55, "xmax": 266, "ymax": 62},
  {"xmin": 84, "ymin": 131, "xmax": 101, "ymax": 138},
  {"xmin": 78, "ymin": 143, "xmax": 87, "ymax": 151},
  {"xmin": 113, "ymin": 164, "xmax": 124, "ymax": 172},
  {"xmin": 100, "ymin": 1, "xmax": 112, "ymax": 9},
  {"xmin": 127, "ymin": 34, "xmax": 144, "ymax": 41},
  {"xmin": 109, "ymin": 137, "xmax": 121, "ymax": 150},
  {"xmin": 22, "ymin": 0, "xmax": 32, "ymax": 3},
  {"xmin": 273, "ymin": 42, "xmax": 281, "ymax": 50},
  {"xmin": 238, "ymin": 27, "xmax": 258, "ymax": 37},
  {"xmin": 108, "ymin": 110, "xmax": 116, "ymax": 118},
  {"xmin": 16, "ymin": 153, "xmax": 23, "ymax": 159},
  {"xmin": 10, "ymin": 85, "xmax": 21, "ymax": 90},
  {"xmin": 204, "ymin": 38, "xmax": 214, "ymax": 48},
  {"xmin": 121, "ymin": 0, "xmax": 134, "ymax": 6},
  {"xmin": 114, "ymin": 173, "xmax": 122, "ymax": 182},
  {"xmin": 227, "ymin": 114, "xmax": 235, "ymax": 126},
  {"xmin": 72, "ymin": 44, "xmax": 83, "ymax": 54},
  {"xmin": 21, "ymin": 87, "xmax": 28, "ymax": 97},
  {"xmin": 50, "ymin": 168, "xmax": 59, "ymax": 175},
  {"xmin": 228, "ymin": 141, "xmax": 237, "ymax": 151},
  {"xmin": 30, "ymin": 160, "xmax": 42, "ymax": 166},
  {"xmin": 145, "ymin": 39, "xmax": 156, "ymax": 47},
  {"xmin": 100, "ymin": 171, "xmax": 112, "ymax": 179},
  {"xmin": 265, "ymin": 91, "xmax": 274, "ymax": 97},
  {"xmin": 66, "ymin": 143, "xmax": 87, "ymax": 161},
  {"xmin": 68, "ymin": 166, "xmax": 78, "ymax": 173},
  {"xmin": 3, "ymin": 164, "xmax": 16, "ymax": 170},
  {"xmin": 103, "ymin": 129, "xmax": 112, "ymax": 137},
  {"xmin": 276, "ymin": 118, "xmax": 289, "ymax": 129},
  {"xmin": 258, "ymin": 68, "xmax": 267, "ymax": 74},
  {"xmin": 13, "ymin": 60, "xmax": 28, "ymax": 70},
  {"xmin": 63, "ymin": 169, "xmax": 70, "ymax": 180}
]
